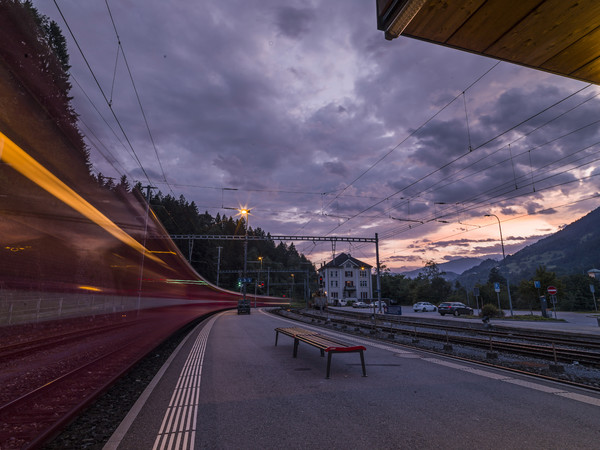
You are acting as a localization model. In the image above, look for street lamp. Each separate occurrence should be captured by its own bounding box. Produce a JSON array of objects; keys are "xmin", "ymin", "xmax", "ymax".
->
[
  {"xmin": 240, "ymin": 208, "xmax": 250, "ymax": 310},
  {"xmin": 485, "ymin": 214, "xmax": 514, "ymax": 317},
  {"xmin": 254, "ymin": 256, "xmax": 263, "ymax": 308},
  {"xmin": 290, "ymin": 273, "xmax": 295, "ymax": 303}
]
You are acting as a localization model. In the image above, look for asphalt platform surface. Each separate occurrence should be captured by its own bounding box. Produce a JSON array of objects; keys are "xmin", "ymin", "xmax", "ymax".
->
[{"xmin": 105, "ymin": 308, "xmax": 600, "ymax": 450}]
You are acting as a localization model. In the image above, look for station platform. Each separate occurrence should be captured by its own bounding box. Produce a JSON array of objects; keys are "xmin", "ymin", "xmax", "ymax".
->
[{"xmin": 104, "ymin": 308, "xmax": 600, "ymax": 449}]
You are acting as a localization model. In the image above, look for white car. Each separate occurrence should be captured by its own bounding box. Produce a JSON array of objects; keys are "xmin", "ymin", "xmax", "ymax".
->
[
  {"xmin": 352, "ymin": 301, "xmax": 368, "ymax": 308},
  {"xmin": 413, "ymin": 301, "xmax": 437, "ymax": 312}
]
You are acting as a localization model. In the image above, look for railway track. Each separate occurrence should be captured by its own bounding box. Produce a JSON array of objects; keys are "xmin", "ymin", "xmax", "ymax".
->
[
  {"xmin": 0, "ymin": 340, "xmax": 139, "ymax": 449},
  {"xmin": 0, "ymin": 315, "xmax": 163, "ymax": 450},
  {"xmin": 0, "ymin": 306, "xmax": 213, "ymax": 449},
  {"xmin": 291, "ymin": 308, "xmax": 600, "ymax": 368},
  {"xmin": 0, "ymin": 319, "xmax": 147, "ymax": 363}
]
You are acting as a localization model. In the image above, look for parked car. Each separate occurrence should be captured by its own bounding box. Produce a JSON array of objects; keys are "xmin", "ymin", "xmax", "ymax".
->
[
  {"xmin": 413, "ymin": 301, "xmax": 437, "ymax": 312},
  {"xmin": 352, "ymin": 301, "xmax": 368, "ymax": 308},
  {"xmin": 438, "ymin": 302, "xmax": 473, "ymax": 316}
]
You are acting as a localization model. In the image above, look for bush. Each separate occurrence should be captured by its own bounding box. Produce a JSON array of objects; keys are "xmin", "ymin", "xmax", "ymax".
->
[
  {"xmin": 346, "ymin": 300, "xmax": 355, "ymax": 306},
  {"xmin": 481, "ymin": 303, "xmax": 503, "ymax": 318}
]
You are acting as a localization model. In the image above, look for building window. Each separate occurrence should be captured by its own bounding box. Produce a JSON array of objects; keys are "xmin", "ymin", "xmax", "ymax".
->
[
  {"xmin": 360, "ymin": 280, "xmax": 367, "ymax": 287},
  {"xmin": 345, "ymin": 280, "xmax": 354, "ymax": 288},
  {"xmin": 330, "ymin": 280, "xmax": 338, "ymax": 287},
  {"xmin": 331, "ymin": 270, "xmax": 338, "ymax": 277},
  {"xmin": 359, "ymin": 270, "xmax": 367, "ymax": 277},
  {"xmin": 345, "ymin": 271, "xmax": 353, "ymax": 277},
  {"xmin": 361, "ymin": 292, "xmax": 368, "ymax": 299},
  {"xmin": 331, "ymin": 292, "xmax": 338, "ymax": 299}
]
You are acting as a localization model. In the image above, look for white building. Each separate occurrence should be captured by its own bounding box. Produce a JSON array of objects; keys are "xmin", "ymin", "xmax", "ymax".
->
[
  {"xmin": 588, "ymin": 268, "xmax": 600, "ymax": 278},
  {"xmin": 318, "ymin": 253, "xmax": 372, "ymax": 304}
]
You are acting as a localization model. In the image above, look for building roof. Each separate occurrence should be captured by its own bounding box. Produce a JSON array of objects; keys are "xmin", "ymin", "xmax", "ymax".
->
[
  {"xmin": 376, "ymin": 0, "xmax": 600, "ymax": 85},
  {"xmin": 319, "ymin": 253, "xmax": 372, "ymax": 271}
]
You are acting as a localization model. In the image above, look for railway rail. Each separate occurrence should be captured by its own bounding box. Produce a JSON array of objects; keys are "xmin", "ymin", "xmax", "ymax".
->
[
  {"xmin": 0, "ymin": 319, "xmax": 147, "ymax": 363},
  {"xmin": 289, "ymin": 308, "xmax": 600, "ymax": 368},
  {"xmin": 0, "ymin": 339, "xmax": 140, "ymax": 449},
  {"xmin": 0, "ymin": 306, "xmax": 218, "ymax": 449}
]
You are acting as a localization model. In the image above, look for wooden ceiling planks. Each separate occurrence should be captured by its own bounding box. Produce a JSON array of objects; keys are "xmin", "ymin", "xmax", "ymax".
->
[{"xmin": 378, "ymin": 0, "xmax": 600, "ymax": 85}]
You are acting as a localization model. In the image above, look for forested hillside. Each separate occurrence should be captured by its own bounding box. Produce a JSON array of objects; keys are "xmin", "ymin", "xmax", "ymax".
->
[
  {"xmin": 456, "ymin": 206, "xmax": 600, "ymax": 288},
  {"xmin": 505, "ymin": 206, "xmax": 600, "ymax": 278},
  {"xmin": 145, "ymin": 187, "xmax": 317, "ymax": 297}
]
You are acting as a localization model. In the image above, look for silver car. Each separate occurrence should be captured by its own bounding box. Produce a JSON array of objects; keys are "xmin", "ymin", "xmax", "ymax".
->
[{"xmin": 413, "ymin": 301, "xmax": 437, "ymax": 312}]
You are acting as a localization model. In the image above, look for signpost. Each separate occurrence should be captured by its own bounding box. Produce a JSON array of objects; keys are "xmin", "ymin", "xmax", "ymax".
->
[
  {"xmin": 494, "ymin": 282, "xmax": 501, "ymax": 312},
  {"xmin": 547, "ymin": 286, "xmax": 558, "ymax": 319}
]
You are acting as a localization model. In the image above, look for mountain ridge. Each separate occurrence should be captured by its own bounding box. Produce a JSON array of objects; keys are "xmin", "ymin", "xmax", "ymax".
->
[{"xmin": 402, "ymin": 206, "xmax": 600, "ymax": 287}]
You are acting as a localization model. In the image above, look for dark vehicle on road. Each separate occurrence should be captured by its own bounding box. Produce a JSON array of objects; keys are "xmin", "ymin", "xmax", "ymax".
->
[{"xmin": 438, "ymin": 302, "xmax": 473, "ymax": 316}]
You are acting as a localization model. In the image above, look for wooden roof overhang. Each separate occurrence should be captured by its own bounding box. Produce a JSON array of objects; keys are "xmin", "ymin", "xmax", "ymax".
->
[{"xmin": 376, "ymin": 0, "xmax": 600, "ymax": 85}]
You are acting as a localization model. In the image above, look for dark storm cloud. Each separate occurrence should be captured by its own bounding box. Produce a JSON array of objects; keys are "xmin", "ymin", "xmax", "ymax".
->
[
  {"xmin": 274, "ymin": 6, "xmax": 316, "ymax": 38},
  {"xmin": 29, "ymin": 0, "xmax": 600, "ymax": 271},
  {"xmin": 323, "ymin": 160, "xmax": 349, "ymax": 177}
]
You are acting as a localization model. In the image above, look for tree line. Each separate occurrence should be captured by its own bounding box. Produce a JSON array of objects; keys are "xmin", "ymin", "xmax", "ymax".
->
[
  {"xmin": 131, "ymin": 182, "xmax": 318, "ymax": 299},
  {"xmin": 379, "ymin": 261, "xmax": 599, "ymax": 313}
]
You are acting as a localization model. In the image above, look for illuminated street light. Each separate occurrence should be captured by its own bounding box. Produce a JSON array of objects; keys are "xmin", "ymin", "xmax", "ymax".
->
[
  {"xmin": 485, "ymin": 214, "xmax": 514, "ymax": 317},
  {"xmin": 291, "ymin": 273, "xmax": 295, "ymax": 302},
  {"xmin": 239, "ymin": 207, "xmax": 250, "ymax": 312}
]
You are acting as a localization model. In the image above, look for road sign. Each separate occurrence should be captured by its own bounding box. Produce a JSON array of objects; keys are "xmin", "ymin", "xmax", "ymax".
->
[
  {"xmin": 534, "ymin": 280, "xmax": 541, "ymax": 289},
  {"xmin": 494, "ymin": 282, "xmax": 500, "ymax": 293},
  {"xmin": 547, "ymin": 286, "xmax": 557, "ymax": 295}
]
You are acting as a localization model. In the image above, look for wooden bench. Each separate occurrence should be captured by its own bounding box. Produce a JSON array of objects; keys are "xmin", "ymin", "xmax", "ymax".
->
[{"xmin": 275, "ymin": 326, "xmax": 367, "ymax": 379}]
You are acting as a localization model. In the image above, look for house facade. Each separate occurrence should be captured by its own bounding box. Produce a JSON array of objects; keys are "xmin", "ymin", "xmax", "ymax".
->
[
  {"xmin": 588, "ymin": 268, "xmax": 600, "ymax": 278},
  {"xmin": 317, "ymin": 253, "xmax": 373, "ymax": 304}
]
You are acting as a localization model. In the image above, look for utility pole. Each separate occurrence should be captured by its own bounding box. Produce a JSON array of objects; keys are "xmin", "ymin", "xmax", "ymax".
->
[
  {"xmin": 216, "ymin": 246, "xmax": 222, "ymax": 287},
  {"xmin": 141, "ymin": 185, "xmax": 157, "ymax": 203}
]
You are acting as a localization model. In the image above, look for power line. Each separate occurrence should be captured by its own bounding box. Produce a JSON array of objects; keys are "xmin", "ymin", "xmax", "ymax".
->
[
  {"xmin": 104, "ymin": 0, "xmax": 174, "ymax": 196},
  {"xmin": 321, "ymin": 82, "xmax": 599, "ymax": 237},
  {"xmin": 52, "ymin": 0, "xmax": 153, "ymax": 184},
  {"xmin": 294, "ymin": 61, "xmax": 502, "ymax": 236}
]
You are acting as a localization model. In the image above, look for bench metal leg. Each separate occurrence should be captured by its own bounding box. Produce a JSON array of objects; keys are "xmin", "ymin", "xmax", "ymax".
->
[
  {"xmin": 275, "ymin": 330, "xmax": 279, "ymax": 346},
  {"xmin": 326, "ymin": 352, "xmax": 333, "ymax": 379},
  {"xmin": 293, "ymin": 338, "xmax": 299, "ymax": 357},
  {"xmin": 320, "ymin": 349, "xmax": 325, "ymax": 357},
  {"xmin": 360, "ymin": 350, "xmax": 367, "ymax": 377}
]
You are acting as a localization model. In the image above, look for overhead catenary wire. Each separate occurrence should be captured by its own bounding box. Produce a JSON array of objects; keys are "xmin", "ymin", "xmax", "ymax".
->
[
  {"xmin": 384, "ymin": 111, "xmax": 600, "ymax": 220},
  {"xmin": 321, "ymin": 82, "xmax": 598, "ymax": 238},
  {"xmin": 294, "ymin": 61, "xmax": 502, "ymax": 237},
  {"xmin": 52, "ymin": 0, "xmax": 154, "ymax": 185},
  {"xmin": 45, "ymin": 3, "xmax": 600, "ymax": 270},
  {"xmin": 104, "ymin": 0, "xmax": 174, "ymax": 196}
]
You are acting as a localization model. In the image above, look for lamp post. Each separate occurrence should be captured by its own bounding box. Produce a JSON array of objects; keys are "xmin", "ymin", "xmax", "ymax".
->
[
  {"xmin": 485, "ymin": 214, "xmax": 514, "ymax": 317},
  {"xmin": 290, "ymin": 273, "xmax": 295, "ymax": 304},
  {"xmin": 240, "ymin": 208, "xmax": 249, "ymax": 308},
  {"xmin": 254, "ymin": 256, "xmax": 263, "ymax": 308}
]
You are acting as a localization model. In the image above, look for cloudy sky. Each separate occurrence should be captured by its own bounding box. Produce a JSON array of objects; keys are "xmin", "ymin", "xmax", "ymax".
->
[{"xmin": 33, "ymin": 0, "xmax": 600, "ymax": 272}]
